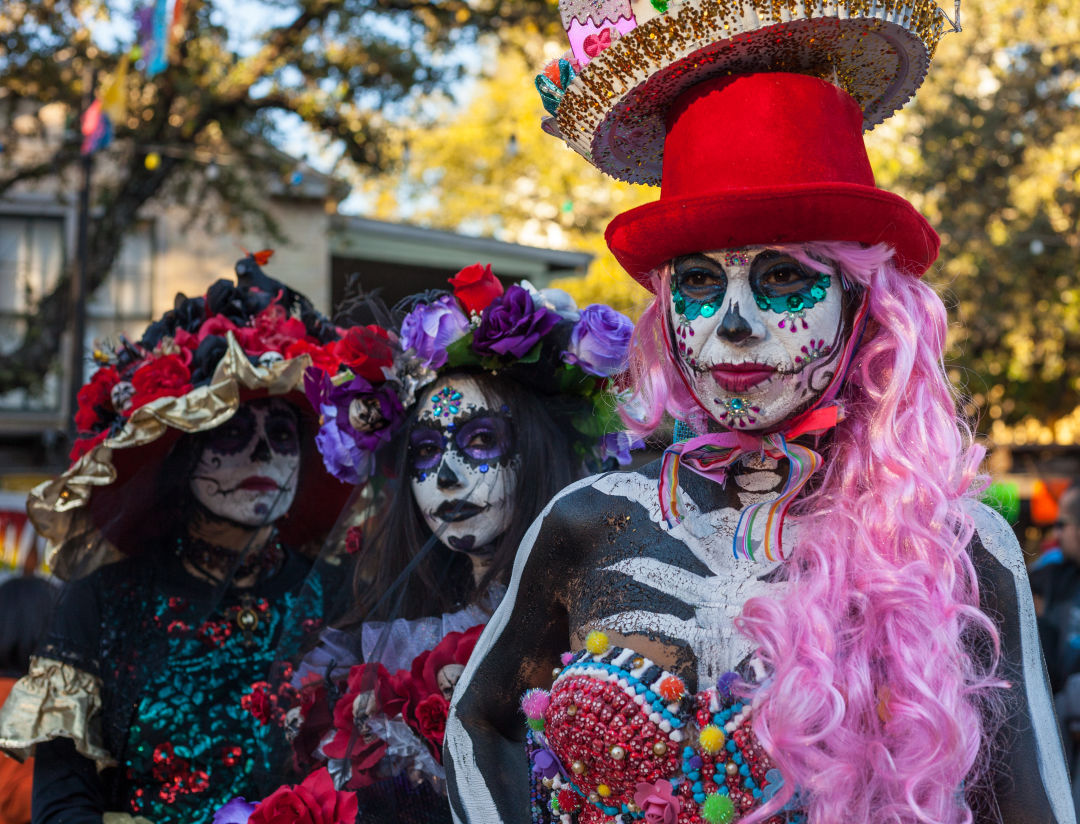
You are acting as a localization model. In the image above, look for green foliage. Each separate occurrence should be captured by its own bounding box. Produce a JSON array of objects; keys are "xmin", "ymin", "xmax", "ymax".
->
[{"xmin": 866, "ymin": 0, "xmax": 1080, "ymax": 432}]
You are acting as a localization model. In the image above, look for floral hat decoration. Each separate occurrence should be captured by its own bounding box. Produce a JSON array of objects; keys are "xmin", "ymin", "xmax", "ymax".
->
[
  {"xmin": 31, "ymin": 251, "xmax": 357, "ymax": 577},
  {"xmin": 305, "ymin": 262, "xmax": 639, "ymax": 485}
]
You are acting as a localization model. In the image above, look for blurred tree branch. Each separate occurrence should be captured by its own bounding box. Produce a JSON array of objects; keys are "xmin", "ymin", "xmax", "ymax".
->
[{"xmin": 0, "ymin": 0, "xmax": 558, "ymax": 395}]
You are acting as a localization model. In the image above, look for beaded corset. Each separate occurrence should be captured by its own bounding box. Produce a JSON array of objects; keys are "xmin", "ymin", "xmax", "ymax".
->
[{"xmin": 523, "ymin": 645, "xmax": 804, "ymax": 824}]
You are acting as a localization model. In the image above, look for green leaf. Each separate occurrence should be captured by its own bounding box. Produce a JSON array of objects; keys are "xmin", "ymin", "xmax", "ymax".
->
[{"xmin": 445, "ymin": 334, "xmax": 480, "ymax": 368}]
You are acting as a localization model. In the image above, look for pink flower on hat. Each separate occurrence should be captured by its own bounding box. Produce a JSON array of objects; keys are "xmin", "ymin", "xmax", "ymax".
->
[{"xmin": 633, "ymin": 780, "xmax": 681, "ymax": 824}]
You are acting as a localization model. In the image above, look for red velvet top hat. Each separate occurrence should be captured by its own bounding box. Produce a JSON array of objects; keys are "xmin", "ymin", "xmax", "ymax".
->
[{"xmin": 605, "ymin": 72, "xmax": 940, "ymax": 289}]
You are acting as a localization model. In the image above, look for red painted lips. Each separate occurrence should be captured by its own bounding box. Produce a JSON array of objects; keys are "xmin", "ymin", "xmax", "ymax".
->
[
  {"xmin": 237, "ymin": 476, "xmax": 280, "ymax": 492},
  {"xmin": 710, "ymin": 362, "xmax": 776, "ymax": 392}
]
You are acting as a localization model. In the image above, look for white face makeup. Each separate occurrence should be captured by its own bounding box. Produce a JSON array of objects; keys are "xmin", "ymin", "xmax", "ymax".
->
[
  {"xmin": 409, "ymin": 375, "xmax": 519, "ymax": 557},
  {"xmin": 189, "ymin": 398, "xmax": 301, "ymax": 527},
  {"xmin": 667, "ymin": 246, "xmax": 848, "ymax": 430}
]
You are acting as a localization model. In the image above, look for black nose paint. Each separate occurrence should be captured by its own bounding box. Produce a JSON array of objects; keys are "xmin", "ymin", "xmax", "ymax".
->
[
  {"xmin": 250, "ymin": 436, "xmax": 271, "ymax": 463},
  {"xmin": 437, "ymin": 461, "xmax": 461, "ymax": 489},
  {"xmin": 718, "ymin": 301, "xmax": 753, "ymax": 343}
]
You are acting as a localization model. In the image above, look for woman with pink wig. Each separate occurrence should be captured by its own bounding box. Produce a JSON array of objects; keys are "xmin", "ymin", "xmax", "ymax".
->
[{"xmin": 445, "ymin": 72, "xmax": 1072, "ymax": 824}]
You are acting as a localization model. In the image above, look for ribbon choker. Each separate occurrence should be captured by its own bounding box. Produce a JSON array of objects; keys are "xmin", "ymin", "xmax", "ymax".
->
[{"xmin": 658, "ymin": 404, "xmax": 842, "ymax": 561}]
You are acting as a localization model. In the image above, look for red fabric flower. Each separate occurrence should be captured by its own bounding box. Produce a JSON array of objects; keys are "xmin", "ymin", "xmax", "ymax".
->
[
  {"xmin": 448, "ymin": 263, "xmax": 503, "ymax": 315},
  {"xmin": 128, "ymin": 355, "xmax": 192, "ymax": 411},
  {"xmin": 332, "ymin": 325, "xmax": 393, "ymax": 383},
  {"xmin": 323, "ymin": 663, "xmax": 396, "ymax": 789},
  {"xmin": 73, "ymin": 367, "xmax": 120, "ymax": 433},
  {"xmin": 413, "ymin": 693, "xmax": 449, "ymax": 751},
  {"xmin": 238, "ymin": 301, "xmax": 309, "ymax": 356},
  {"xmin": 248, "ymin": 767, "xmax": 358, "ymax": 824},
  {"xmin": 284, "ymin": 339, "xmax": 340, "ymax": 374},
  {"xmin": 196, "ymin": 314, "xmax": 242, "ymax": 343}
]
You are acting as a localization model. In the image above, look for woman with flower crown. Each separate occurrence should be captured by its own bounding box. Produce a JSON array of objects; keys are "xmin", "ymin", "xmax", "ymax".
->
[
  {"xmin": 215, "ymin": 264, "xmax": 635, "ymax": 824},
  {"xmin": 445, "ymin": 2, "xmax": 1073, "ymax": 823},
  {"xmin": 0, "ymin": 254, "xmax": 357, "ymax": 824}
]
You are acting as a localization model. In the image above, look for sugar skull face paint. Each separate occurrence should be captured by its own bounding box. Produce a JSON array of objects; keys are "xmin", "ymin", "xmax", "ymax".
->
[
  {"xmin": 189, "ymin": 398, "xmax": 301, "ymax": 526},
  {"xmin": 409, "ymin": 375, "xmax": 519, "ymax": 555},
  {"xmin": 667, "ymin": 246, "xmax": 847, "ymax": 430}
]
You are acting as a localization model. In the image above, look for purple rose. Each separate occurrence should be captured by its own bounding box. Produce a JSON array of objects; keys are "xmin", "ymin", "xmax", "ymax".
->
[
  {"xmin": 305, "ymin": 367, "xmax": 403, "ymax": 484},
  {"xmin": 473, "ymin": 284, "xmax": 560, "ymax": 360},
  {"xmin": 213, "ymin": 797, "xmax": 256, "ymax": 824},
  {"xmin": 400, "ymin": 294, "xmax": 470, "ymax": 369},
  {"xmin": 563, "ymin": 304, "xmax": 633, "ymax": 377}
]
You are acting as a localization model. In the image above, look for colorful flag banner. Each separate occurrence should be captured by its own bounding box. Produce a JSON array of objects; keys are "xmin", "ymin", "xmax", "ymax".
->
[
  {"xmin": 80, "ymin": 98, "xmax": 111, "ymax": 155},
  {"xmin": 147, "ymin": 0, "xmax": 170, "ymax": 76}
]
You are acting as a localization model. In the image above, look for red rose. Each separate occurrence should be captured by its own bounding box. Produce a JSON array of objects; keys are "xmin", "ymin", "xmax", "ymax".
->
[
  {"xmin": 196, "ymin": 314, "xmax": 242, "ymax": 343},
  {"xmin": 248, "ymin": 767, "xmax": 357, "ymax": 824},
  {"xmin": 74, "ymin": 367, "xmax": 120, "ymax": 433},
  {"xmin": 418, "ymin": 624, "xmax": 484, "ymax": 698},
  {"xmin": 448, "ymin": 263, "xmax": 503, "ymax": 315},
  {"xmin": 413, "ymin": 693, "xmax": 449, "ymax": 752},
  {"xmin": 128, "ymin": 355, "xmax": 192, "ymax": 411},
  {"xmin": 284, "ymin": 339, "xmax": 341, "ymax": 374},
  {"xmin": 332, "ymin": 325, "xmax": 393, "ymax": 383},
  {"xmin": 242, "ymin": 682, "xmax": 274, "ymax": 726}
]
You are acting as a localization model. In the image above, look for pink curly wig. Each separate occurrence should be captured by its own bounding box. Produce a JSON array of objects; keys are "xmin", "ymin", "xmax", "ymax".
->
[{"xmin": 622, "ymin": 242, "xmax": 1006, "ymax": 824}]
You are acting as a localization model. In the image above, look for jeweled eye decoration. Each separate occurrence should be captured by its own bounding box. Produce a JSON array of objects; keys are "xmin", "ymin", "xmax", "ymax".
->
[
  {"xmin": 430, "ymin": 386, "xmax": 463, "ymax": 418},
  {"xmin": 672, "ymin": 257, "xmax": 726, "ymax": 364},
  {"xmin": 750, "ymin": 258, "xmax": 832, "ymax": 333}
]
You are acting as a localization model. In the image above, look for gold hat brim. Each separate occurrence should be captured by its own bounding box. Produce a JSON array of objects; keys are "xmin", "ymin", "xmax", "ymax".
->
[{"xmin": 554, "ymin": 0, "xmax": 947, "ymax": 184}]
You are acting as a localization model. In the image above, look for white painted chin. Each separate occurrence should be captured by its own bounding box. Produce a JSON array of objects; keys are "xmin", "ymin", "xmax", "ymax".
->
[
  {"xmin": 421, "ymin": 500, "xmax": 511, "ymax": 555},
  {"xmin": 192, "ymin": 482, "xmax": 298, "ymax": 527},
  {"xmin": 696, "ymin": 371, "xmax": 818, "ymax": 431}
]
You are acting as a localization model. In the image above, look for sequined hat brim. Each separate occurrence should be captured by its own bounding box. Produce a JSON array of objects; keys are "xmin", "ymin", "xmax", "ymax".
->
[{"xmin": 552, "ymin": 0, "xmax": 946, "ymax": 184}]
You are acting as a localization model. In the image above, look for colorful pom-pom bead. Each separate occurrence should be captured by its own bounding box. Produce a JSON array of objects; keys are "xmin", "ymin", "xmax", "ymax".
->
[
  {"xmin": 596, "ymin": 783, "xmax": 612, "ymax": 798},
  {"xmin": 527, "ymin": 717, "xmax": 545, "ymax": 731},
  {"xmin": 585, "ymin": 630, "xmax": 610, "ymax": 655},
  {"xmin": 557, "ymin": 789, "xmax": 582, "ymax": 812},
  {"xmin": 700, "ymin": 793, "xmax": 735, "ymax": 824},
  {"xmin": 658, "ymin": 675, "xmax": 686, "ymax": 702},
  {"xmin": 521, "ymin": 688, "xmax": 550, "ymax": 720},
  {"xmin": 699, "ymin": 724, "xmax": 725, "ymax": 754}
]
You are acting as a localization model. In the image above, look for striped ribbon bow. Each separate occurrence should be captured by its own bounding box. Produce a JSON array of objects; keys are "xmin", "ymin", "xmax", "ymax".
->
[{"xmin": 658, "ymin": 404, "xmax": 842, "ymax": 561}]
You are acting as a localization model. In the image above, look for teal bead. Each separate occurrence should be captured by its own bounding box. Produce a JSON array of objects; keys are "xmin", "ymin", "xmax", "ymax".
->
[
  {"xmin": 700, "ymin": 302, "xmax": 716, "ymax": 318},
  {"xmin": 786, "ymin": 295, "xmax": 804, "ymax": 310},
  {"xmin": 728, "ymin": 398, "xmax": 745, "ymax": 411}
]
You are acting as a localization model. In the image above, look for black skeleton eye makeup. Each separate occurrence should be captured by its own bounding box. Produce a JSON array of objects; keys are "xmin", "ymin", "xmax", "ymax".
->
[
  {"xmin": 265, "ymin": 407, "xmax": 300, "ymax": 456},
  {"xmin": 205, "ymin": 405, "xmax": 255, "ymax": 455}
]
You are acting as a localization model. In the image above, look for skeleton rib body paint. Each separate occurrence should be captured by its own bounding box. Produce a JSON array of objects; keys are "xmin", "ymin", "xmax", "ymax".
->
[
  {"xmin": 669, "ymin": 246, "xmax": 846, "ymax": 430},
  {"xmin": 189, "ymin": 398, "xmax": 301, "ymax": 527},
  {"xmin": 410, "ymin": 375, "xmax": 519, "ymax": 558}
]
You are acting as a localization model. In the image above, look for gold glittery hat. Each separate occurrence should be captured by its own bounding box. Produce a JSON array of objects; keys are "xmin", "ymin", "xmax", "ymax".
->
[{"xmin": 537, "ymin": 0, "xmax": 958, "ymax": 184}]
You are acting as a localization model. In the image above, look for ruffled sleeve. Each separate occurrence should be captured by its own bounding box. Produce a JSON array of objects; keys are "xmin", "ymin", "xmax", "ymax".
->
[{"xmin": 0, "ymin": 656, "xmax": 116, "ymax": 770}]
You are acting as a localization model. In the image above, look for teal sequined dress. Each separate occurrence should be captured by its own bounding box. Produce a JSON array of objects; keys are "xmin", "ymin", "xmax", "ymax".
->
[{"xmin": 36, "ymin": 546, "xmax": 325, "ymax": 823}]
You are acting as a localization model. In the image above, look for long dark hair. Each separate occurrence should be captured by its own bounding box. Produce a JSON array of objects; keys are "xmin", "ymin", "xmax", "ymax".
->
[
  {"xmin": 347, "ymin": 370, "xmax": 584, "ymax": 623},
  {"xmin": 0, "ymin": 576, "xmax": 58, "ymax": 676}
]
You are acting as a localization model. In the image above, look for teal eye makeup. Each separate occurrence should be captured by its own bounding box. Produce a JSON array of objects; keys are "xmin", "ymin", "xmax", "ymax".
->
[
  {"xmin": 750, "ymin": 254, "xmax": 832, "ymax": 332},
  {"xmin": 672, "ymin": 256, "xmax": 726, "ymax": 321}
]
